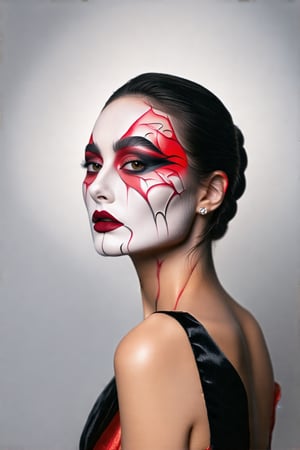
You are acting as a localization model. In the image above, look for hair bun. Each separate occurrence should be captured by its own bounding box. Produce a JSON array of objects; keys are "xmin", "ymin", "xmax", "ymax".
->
[
  {"xmin": 209, "ymin": 126, "xmax": 247, "ymax": 241},
  {"xmin": 233, "ymin": 126, "xmax": 247, "ymax": 200}
]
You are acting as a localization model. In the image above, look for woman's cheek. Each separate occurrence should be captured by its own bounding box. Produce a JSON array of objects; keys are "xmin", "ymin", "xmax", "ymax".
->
[
  {"xmin": 118, "ymin": 167, "xmax": 186, "ymax": 206},
  {"xmin": 82, "ymin": 172, "xmax": 97, "ymax": 203},
  {"xmin": 83, "ymin": 172, "xmax": 98, "ymax": 189}
]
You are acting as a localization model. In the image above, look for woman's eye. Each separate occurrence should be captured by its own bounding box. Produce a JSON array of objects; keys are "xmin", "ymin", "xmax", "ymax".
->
[
  {"xmin": 86, "ymin": 162, "xmax": 102, "ymax": 172},
  {"xmin": 123, "ymin": 160, "xmax": 145, "ymax": 172}
]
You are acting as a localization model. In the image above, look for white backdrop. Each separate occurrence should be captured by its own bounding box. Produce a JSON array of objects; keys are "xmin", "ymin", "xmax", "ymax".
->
[{"xmin": 0, "ymin": 0, "xmax": 299, "ymax": 448}]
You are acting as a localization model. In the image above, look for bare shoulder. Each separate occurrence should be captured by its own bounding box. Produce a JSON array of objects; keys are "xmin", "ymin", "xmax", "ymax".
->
[
  {"xmin": 114, "ymin": 313, "xmax": 208, "ymax": 450},
  {"xmin": 114, "ymin": 312, "xmax": 190, "ymax": 373}
]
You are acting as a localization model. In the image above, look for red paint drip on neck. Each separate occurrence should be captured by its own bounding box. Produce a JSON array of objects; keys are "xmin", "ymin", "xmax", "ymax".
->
[
  {"xmin": 172, "ymin": 262, "xmax": 197, "ymax": 311},
  {"xmin": 155, "ymin": 259, "xmax": 163, "ymax": 311}
]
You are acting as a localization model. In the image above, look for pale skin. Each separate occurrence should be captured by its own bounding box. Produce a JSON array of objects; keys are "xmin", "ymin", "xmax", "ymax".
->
[{"xmin": 84, "ymin": 96, "xmax": 275, "ymax": 450}]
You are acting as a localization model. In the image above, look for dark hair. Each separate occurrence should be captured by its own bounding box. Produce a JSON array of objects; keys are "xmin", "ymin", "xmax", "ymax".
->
[{"xmin": 104, "ymin": 73, "xmax": 247, "ymax": 242}]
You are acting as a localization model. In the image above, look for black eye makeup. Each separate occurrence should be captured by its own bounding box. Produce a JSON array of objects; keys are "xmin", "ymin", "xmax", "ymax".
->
[
  {"xmin": 118, "ymin": 151, "xmax": 174, "ymax": 174},
  {"xmin": 82, "ymin": 144, "xmax": 103, "ymax": 173}
]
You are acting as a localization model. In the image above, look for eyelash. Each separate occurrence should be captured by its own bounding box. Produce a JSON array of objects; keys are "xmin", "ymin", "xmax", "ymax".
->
[
  {"xmin": 81, "ymin": 157, "xmax": 147, "ymax": 174},
  {"xmin": 81, "ymin": 153, "xmax": 169, "ymax": 175},
  {"xmin": 81, "ymin": 160, "xmax": 102, "ymax": 172},
  {"xmin": 120, "ymin": 159, "xmax": 146, "ymax": 173}
]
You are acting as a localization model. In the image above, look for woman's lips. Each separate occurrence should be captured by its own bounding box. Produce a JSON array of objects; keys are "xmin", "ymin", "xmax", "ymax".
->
[{"xmin": 92, "ymin": 210, "xmax": 123, "ymax": 233}]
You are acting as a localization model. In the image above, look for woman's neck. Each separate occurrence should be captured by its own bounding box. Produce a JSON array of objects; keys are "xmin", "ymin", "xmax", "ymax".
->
[{"xmin": 131, "ymin": 239, "xmax": 221, "ymax": 318}]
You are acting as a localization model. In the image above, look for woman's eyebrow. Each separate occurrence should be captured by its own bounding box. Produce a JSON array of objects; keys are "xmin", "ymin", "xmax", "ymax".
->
[
  {"xmin": 85, "ymin": 143, "xmax": 100, "ymax": 154},
  {"xmin": 113, "ymin": 136, "xmax": 164, "ymax": 155}
]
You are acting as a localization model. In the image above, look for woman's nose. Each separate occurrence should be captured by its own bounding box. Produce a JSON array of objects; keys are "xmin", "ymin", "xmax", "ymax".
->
[{"xmin": 88, "ymin": 168, "xmax": 115, "ymax": 203}]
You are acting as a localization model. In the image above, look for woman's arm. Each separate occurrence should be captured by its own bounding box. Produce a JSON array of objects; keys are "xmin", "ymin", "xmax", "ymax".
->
[{"xmin": 114, "ymin": 313, "xmax": 208, "ymax": 450}]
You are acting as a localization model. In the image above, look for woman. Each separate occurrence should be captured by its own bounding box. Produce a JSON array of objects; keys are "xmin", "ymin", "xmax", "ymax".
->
[{"xmin": 80, "ymin": 73, "xmax": 280, "ymax": 450}]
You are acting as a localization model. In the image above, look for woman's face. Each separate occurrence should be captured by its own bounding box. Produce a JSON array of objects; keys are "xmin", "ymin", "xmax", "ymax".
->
[{"xmin": 83, "ymin": 96, "xmax": 198, "ymax": 256}]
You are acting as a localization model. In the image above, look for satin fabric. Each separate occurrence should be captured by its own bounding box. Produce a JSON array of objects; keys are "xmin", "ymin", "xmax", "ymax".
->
[
  {"xmin": 93, "ymin": 412, "xmax": 121, "ymax": 450},
  {"xmin": 161, "ymin": 311, "xmax": 250, "ymax": 449},
  {"xmin": 80, "ymin": 311, "xmax": 280, "ymax": 450},
  {"xmin": 80, "ymin": 378, "xmax": 119, "ymax": 450}
]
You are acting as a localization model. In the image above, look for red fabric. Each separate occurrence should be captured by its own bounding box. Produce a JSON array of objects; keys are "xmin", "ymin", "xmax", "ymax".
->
[
  {"xmin": 269, "ymin": 382, "xmax": 281, "ymax": 448},
  {"xmin": 93, "ymin": 412, "xmax": 121, "ymax": 450}
]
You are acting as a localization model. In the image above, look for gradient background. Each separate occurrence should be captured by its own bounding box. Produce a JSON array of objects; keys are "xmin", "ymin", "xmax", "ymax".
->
[{"xmin": 0, "ymin": 0, "xmax": 299, "ymax": 448}]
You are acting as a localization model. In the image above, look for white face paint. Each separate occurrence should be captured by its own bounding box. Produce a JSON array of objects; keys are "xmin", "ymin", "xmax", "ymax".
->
[{"xmin": 83, "ymin": 96, "xmax": 198, "ymax": 256}]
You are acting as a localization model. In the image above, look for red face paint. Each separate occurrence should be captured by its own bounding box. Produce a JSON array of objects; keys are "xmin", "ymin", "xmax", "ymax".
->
[
  {"xmin": 83, "ymin": 135, "xmax": 103, "ymax": 191},
  {"xmin": 114, "ymin": 108, "xmax": 188, "ymax": 202}
]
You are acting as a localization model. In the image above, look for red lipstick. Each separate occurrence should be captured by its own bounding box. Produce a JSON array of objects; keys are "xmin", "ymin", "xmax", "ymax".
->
[{"xmin": 92, "ymin": 210, "xmax": 123, "ymax": 233}]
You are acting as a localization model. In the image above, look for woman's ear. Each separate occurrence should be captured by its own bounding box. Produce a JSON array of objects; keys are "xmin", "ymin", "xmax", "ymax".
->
[{"xmin": 196, "ymin": 171, "xmax": 228, "ymax": 215}]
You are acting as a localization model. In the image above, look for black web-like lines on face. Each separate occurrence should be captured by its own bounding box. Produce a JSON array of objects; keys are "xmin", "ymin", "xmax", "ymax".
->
[
  {"xmin": 143, "ymin": 120, "xmax": 172, "ymax": 136},
  {"xmin": 100, "ymin": 225, "xmax": 133, "ymax": 256},
  {"xmin": 120, "ymin": 225, "xmax": 134, "ymax": 255},
  {"xmin": 100, "ymin": 233, "xmax": 108, "ymax": 256},
  {"xmin": 101, "ymin": 176, "xmax": 185, "ymax": 256},
  {"xmin": 136, "ymin": 170, "xmax": 186, "ymax": 245},
  {"xmin": 120, "ymin": 186, "xmax": 185, "ymax": 255}
]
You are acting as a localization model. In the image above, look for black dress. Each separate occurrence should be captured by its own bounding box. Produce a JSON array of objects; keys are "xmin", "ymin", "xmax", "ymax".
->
[{"xmin": 80, "ymin": 311, "xmax": 280, "ymax": 450}]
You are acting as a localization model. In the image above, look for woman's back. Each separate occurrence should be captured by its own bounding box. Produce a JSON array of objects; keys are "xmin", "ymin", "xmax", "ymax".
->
[
  {"xmin": 228, "ymin": 298, "xmax": 275, "ymax": 448},
  {"xmin": 186, "ymin": 296, "xmax": 275, "ymax": 449}
]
